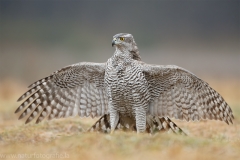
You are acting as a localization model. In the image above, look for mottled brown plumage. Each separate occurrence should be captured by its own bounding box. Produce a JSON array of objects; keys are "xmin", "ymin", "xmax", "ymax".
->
[{"xmin": 16, "ymin": 33, "xmax": 234, "ymax": 134}]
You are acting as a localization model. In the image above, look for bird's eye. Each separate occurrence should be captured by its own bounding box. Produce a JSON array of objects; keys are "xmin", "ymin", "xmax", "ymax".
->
[{"xmin": 119, "ymin": 37, "xmax": 124, "ymax": 41}]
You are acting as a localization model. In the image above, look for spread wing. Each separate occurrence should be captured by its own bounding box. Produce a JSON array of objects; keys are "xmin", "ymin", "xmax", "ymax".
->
[
  {"xmin": 16, "ymin": 62, "xmax": 108, "ymax": 124},
  {"xmin": 142, "ymin": 64, "xmax": 234, "ymax": 124}
]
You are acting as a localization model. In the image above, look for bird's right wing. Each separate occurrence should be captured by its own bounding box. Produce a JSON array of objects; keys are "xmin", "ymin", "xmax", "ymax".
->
[{"xmin": 16, "ymin": 62, "xmax": 108, "ymax": 124}]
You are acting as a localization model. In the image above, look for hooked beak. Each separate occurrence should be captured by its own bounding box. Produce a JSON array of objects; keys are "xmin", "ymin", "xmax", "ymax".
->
[
  {"xmin": 112, "ymin": 40, "xmax": 115, "ymax": 47},
  {"xmin": 112, "ymin": 38, "xmax": 117, "ymax": 47}
]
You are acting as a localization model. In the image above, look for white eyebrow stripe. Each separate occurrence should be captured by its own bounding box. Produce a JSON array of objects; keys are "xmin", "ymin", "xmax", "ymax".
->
[{"xmin": 124, "ymin": 34, "xmax": 132, "ymax": 37}]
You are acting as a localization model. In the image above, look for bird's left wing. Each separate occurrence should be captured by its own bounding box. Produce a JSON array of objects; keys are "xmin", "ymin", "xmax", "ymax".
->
[
  {"xmin": 16, "ymin": 62, "xmax": 108, "ymax": 124},
  {"xmin": 142, "ymin": 63, "xmax": 234, "ymax": 124}
]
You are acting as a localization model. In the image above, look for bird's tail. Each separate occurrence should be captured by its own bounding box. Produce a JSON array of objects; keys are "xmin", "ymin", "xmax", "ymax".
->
[
  {"xmin": 88, "ymin": 114, "xmax": 186, "ymax": 135},
  {"xmin": 87, "ymin": 114, "xmax": 112, "ymax": 133},
  {"xmin": 146, "ymin": 116, "xmax": 187, "ymax": 135}
]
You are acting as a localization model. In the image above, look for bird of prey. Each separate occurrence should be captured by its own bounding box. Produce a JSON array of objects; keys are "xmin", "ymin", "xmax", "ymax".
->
[{"xmin": 16, "ymin": 33, "xmax": 234, "ymax": 134}]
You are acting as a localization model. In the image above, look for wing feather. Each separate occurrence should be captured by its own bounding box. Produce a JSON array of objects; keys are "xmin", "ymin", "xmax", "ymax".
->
[
  {"xmin": 143, "ymin": 64, "xmax": 234, "ymax": 124},
  {"xmin": 16, "ymin": 62, "xmax": 108, "ymax": 124}
]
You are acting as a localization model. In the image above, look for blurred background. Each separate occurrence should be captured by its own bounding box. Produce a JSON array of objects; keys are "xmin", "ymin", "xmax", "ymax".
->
[
  {"xmin": 0, "ymin": 1, "xmax": 240, "ymax": 159},
  {"xmin": 0, "ymin": 0, "xmax": 239, "ymax": 117}
]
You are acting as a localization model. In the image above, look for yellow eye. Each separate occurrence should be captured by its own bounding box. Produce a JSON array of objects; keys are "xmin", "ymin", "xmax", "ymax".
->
[{"xmin": 119, "ymin": 37, "xmax": 124, "ymax": 41}]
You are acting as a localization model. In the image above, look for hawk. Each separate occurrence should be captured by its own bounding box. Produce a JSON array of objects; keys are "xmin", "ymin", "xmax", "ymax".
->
[{"xmin": 16, "ymin": 33, "xmax": 234, "ymax": 134}]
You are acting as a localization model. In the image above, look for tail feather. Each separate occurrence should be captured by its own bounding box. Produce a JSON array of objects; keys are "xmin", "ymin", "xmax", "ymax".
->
[
  {"xmin": 87, "ymin": 114, "xmax": 112, "ymax": 133},
  {"xmin": 88, "ymin": 114, "xmax": 186, "ymax": 135},
  {"xmin": 148, "ymin": 116, "xmax": 187, "ymax": 135}
]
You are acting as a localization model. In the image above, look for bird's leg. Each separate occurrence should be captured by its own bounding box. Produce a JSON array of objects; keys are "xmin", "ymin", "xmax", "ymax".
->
[
  {"xmin": 135, "ymin": 107, "xmax": 147, "ymax": 133},
  {"xmin": 109, "ymin": 104, "xmax": 119, "ymax": 134},
  {"xmin": 110, "ymin": 112, "xmax": 119, "ymax": 134}
]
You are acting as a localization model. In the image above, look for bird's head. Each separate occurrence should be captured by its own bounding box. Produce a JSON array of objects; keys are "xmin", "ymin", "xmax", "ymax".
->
[
  {"xmin": 112, "ymin": 33, "xmax": 141, "ymax": 60},
  {"xmin": 112, "ymin": 33, "xmax": 134, "ymax": 48}
]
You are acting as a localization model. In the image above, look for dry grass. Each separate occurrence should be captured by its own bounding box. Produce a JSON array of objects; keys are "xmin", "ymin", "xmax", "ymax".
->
[{"xmin": 0, "ymin": 78, "xmax": 239, "ymax": 160}]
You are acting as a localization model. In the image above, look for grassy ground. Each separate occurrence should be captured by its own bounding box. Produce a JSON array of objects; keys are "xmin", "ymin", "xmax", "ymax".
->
[{"xmin": 0, "ymin": 78, "xmax": 239, "ymax": 160}]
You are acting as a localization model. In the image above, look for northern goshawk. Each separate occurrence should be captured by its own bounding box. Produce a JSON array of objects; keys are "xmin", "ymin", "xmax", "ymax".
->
[{"xmin": 16, "ymin": 33, "xmax": 234, "ymax": 134}]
